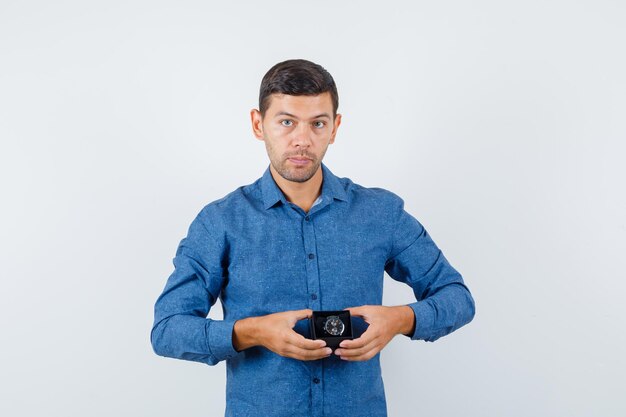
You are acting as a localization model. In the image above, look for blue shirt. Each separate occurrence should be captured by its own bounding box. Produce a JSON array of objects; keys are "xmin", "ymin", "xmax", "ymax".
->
[{"xmin": 151, "ymin": 162, "xmax": 475, "ymax": 417}]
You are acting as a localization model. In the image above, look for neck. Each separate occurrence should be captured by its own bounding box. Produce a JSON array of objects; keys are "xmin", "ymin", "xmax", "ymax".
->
[{"xmin": 269, "ymin": 164, "xmax": 323, "ymax": 213}]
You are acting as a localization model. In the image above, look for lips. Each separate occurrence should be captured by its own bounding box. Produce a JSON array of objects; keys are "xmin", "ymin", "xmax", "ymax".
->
[{"xmin": 288, "ymin": 157, "xmax": 311, "ymax": 165}]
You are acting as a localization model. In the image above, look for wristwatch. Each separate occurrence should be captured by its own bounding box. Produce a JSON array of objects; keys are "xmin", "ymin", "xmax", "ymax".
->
[{"xmin": 323, "ymin": 315, "xmax": 345, "ymax": 336}]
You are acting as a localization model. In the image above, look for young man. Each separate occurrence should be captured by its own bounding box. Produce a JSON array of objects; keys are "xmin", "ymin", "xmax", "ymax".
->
[{"xmin": 151, "ymin": 59, "xmax": 475, "ymax": 417}]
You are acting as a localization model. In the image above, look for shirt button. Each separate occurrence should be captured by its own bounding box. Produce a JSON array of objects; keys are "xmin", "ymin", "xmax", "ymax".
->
[
  {"xmin": 308, "ymin": 253, "xmax": 315, "ymax": 260},
  {"xmin": 311, "ymin": 294, "xmax": 317, "ymax": 300},
  {"xmin": 304, "ymin": 215, "xmax": 310, "ymax": 221},
  {"xmin": 313, "ymin": 377, "xmax": 320, "ymax": 384}
]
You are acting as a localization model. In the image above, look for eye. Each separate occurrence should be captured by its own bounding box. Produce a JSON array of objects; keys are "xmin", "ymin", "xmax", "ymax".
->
[
  {"xmin": 313, "ymin": 121, "xmax": 326, "ymax": 129},
  {"xmin": 280, "ymin": 119, "xmax": 294, "ymax": 127}
]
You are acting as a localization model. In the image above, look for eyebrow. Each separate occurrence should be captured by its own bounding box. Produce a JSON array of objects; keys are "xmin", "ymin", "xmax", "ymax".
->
[{"xmin": 274, "ymin": 111, "xmax": 331, "ymax": 120}]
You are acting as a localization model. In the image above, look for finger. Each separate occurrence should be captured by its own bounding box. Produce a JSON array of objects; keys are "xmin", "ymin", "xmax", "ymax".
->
[
  {"xmin": 335, "ymin": 337, "xmax": 380, "ymax": 358},
  {"xmin": 286, "ymin": 332, "xmax": 327, "ymax": 350},
  {"xmin": 339, "ymin": 345, "xmax": 380, "ymax": 361},
  {"xmin": 283, "ymin": 344, "xmax": 333, "ymax": 361},
  {"xmin": 337, "ymin": 327, "xmax": 378, "ymax": 349},
  {"xmin": 344, "ymin": 306, "xmax": 367, "ymax": 318},
  {"xmin": 288, "ymin": 309, "xmax": 314, "ymax": 322}
]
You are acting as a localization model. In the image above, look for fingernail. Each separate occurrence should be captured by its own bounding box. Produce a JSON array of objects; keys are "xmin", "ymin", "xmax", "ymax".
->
[
  {"xmin": 325, "ymin": 348, "xmax": 332, "ymax": 354},
  {"xmin": 334, "ymin": 349, "xmax": 341, "ymax": 355}
]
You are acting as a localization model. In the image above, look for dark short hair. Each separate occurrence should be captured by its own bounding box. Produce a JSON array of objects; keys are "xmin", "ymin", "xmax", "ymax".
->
[{"xmin": 259, "ymin": 59, "xmax": 339, "ymax": 117}]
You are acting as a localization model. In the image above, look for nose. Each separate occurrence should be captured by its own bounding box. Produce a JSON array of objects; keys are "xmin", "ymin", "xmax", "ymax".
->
[{"xmin": 292, "ymin": 123, "xmax": 313, "ymax": 149}]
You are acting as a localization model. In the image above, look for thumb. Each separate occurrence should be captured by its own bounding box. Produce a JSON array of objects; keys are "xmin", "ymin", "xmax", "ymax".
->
[
  {"xmin": 290, "ymin": 308, "xmax": 313, "ymax": 322},
  {"xmin": 344, "ymin": 305, "xmax": 367, "ymax": 318}
]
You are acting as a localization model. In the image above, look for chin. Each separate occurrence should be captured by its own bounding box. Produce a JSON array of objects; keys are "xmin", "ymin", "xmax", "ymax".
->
[
  {"xmin": 271, "ymin": 157, "xmax": 321, "ymax": 182},
  {"xmin": 284, "ymin": 167, "xmax": 318, "ymax": 183},
  {"xmin": 284, "ymin": 172, "xmax": 313, "ymax": 183}
]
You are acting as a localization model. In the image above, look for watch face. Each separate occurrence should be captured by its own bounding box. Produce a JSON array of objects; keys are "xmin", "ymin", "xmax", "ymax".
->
[{"xmin": 323, "ymin": 315, "xmax": 345, "ymax": 336}]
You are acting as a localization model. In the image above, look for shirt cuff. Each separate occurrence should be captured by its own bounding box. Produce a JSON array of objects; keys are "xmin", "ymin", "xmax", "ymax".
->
[
  {"xmin": 207, "ymin": 319, "xmax": 239, "ymax": 362},
  {"xmin": 407, "ymin": 301, "xmax": 435, "ymax": 341}
]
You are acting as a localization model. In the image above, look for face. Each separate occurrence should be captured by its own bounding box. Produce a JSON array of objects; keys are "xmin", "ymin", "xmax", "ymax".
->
[{"xmin": 251, "ymin": 92, "xmax": 341, "ymax": 183}]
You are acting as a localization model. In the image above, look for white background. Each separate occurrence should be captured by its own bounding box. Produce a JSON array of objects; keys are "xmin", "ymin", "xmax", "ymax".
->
[{"xmin": 1, "ymin": 1, "xmax": 625, "ymax": 416}]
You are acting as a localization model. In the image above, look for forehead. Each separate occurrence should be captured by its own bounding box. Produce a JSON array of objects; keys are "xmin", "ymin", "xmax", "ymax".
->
[{"xmin": 265, "ymin": 92, "xmax": 334, "ymax": 119}]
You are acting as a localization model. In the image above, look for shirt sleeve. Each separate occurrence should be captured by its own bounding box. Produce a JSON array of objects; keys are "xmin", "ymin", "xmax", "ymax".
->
[
  {"xmin": 384, "ymin": 196, "xmax": 475, "ymax": 342},
  {"xmin": 150, "ymin": 208, "xmax": 239, "ymax": 365}
]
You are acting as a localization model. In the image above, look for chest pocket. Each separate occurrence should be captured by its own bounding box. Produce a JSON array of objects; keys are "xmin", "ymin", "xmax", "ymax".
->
[{"xmin": 225, "ymin": 222, "xmax": 308, "ymax": 314}]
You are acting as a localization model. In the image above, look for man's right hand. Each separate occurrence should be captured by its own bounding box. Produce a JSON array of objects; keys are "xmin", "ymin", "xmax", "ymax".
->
[{"xmin": 232, "ymin": 309, "xmax": 332, "ymax": 361}]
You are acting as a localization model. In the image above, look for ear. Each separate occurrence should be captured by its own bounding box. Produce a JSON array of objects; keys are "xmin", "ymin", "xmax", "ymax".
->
[
  {"xmin": 329, "ymin": 113, "xmax": 342, "ymax": 144},
  {"xmin": 250, "ymin": 109, "xmax": 264, "ymax": 140}
]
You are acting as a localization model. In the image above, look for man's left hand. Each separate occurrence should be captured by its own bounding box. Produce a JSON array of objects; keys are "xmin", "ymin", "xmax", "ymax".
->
[{"xmin": 334, "ymin": 305, "xmax": 415, "ymax": 361}]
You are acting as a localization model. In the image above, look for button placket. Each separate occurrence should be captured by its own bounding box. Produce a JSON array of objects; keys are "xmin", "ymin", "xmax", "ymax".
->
[{"xmin": 302, "ymin": 215, "xmax": 320, "ymax": 311}]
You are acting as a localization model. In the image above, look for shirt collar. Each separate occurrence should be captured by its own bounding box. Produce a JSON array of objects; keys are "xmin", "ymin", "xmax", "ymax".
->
[{"xmin": 260, "ymin": 162, "xmax": 349, "ymax": 210}]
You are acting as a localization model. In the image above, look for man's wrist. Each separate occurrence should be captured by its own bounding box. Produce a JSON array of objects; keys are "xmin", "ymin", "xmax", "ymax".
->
[
  {"xmin": 232, "ymin": 316, "xmax": 260, "ymax": 352},
  {"xmin": 394, "ymin": 305, "xmax": 416, "ymax": 337}
]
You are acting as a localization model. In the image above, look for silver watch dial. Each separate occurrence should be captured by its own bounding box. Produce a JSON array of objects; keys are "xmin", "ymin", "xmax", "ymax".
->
[{"xmin": 323, "ymin": 315, "xmax": 345, "ymax": 336}]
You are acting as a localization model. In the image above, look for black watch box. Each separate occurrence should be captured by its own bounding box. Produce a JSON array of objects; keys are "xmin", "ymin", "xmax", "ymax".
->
[{"xmin": 309, "ymin": 310, "xmax": 353, "ymax": 349}]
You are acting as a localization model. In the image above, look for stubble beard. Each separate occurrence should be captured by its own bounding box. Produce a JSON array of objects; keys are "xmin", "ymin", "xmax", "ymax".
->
[
  {"xmin": 267, "ymin": 144, "xmax": 328, "ymax": 184},
  {"xmin": 273, "ymin": 154, "xmax": 321, "ymax": 183}
]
